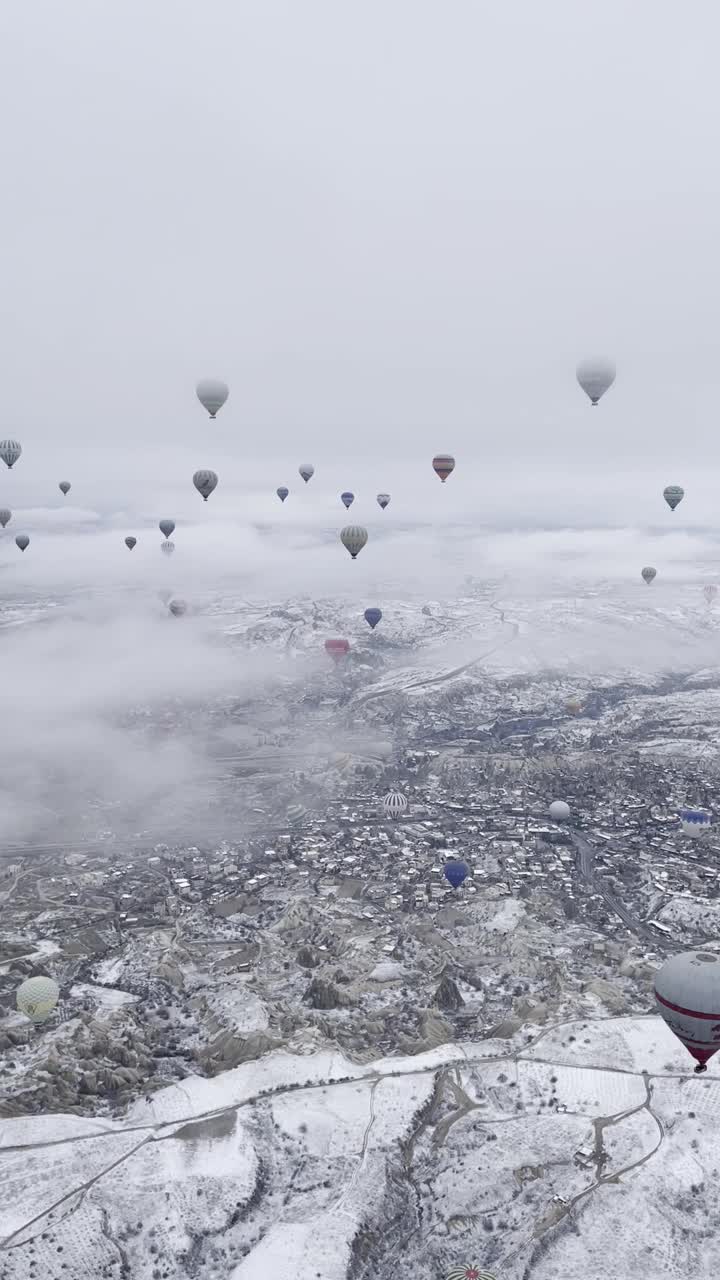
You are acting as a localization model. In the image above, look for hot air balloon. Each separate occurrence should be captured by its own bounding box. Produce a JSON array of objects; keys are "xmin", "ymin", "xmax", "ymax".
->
[
  {"xmin": 0, "ymin": 509, "xmax": 11, "ymax": 528},
  {"xmin": 549, "ymin": 800, "xmax": 570, "ymax": 822},
  {"xmin": 277, "ymin": 487, "xmax": 289, "ymax": 503},
  {"xmin": 287, "ymin": 803, "xmax": 306, "ymax": 826},
  {"xmin": 576, "ymin": 358, "xmax": 616, "ymax": 405},
  {"xmin": 383, "ymin": 791, "xmax": 408, "ymax": 819},
  {"xmin": 444, "ymin": 860, "xmax": 469, "ymax": 888},
  {"xmin": 364, "ymin": 607, "xmax": 382, "ymax": 629},
  {"xmin": 432, "ymin": 455, "xmax": 455, "ymax": 482},
  {"xmin": 679, "ymin": 808, "xmax": 712, "ymax": 838},
  {"xmin": 196, "ymin": 378, "xmax": 229, "ymax": 419},
  {"xmin": 125, "ymin": 536, "xmax": 137, "ymax": 550},
  {"xmin": 565, "ymin": 698, "xmax": 583, "ymax": 716},
  {"xmin": 377, "ymin": 493, "xmax": 391, "ymax": 510},
  {"xmin": 641, "ymin": 566, "xmax": 657, "ymax": 585},
  {"xmin": 299, "ymin": 463, "xmax": 314, "ymax": 483},
  {"xmin": 704, "ymin": 585, "xmax": 718, "ymax": 605},
  {"xmin": 159, "ymin": 519, "xmax": 175, "ymax": 538},
  {"xmin": 161, "ymin": 540, "xmax": 175, "ymax": 557},
  {"xmin": 663, "ymin": 485, "xmax": 684, "ymax": 512},
  {"xmin": 341, "ymin": 491, "xmax": 355, "ymax": 509},
  {"xmin": 655, "ymin": 951, "xmax": 720, "ymax": 1073},
  {"xmin": 340, "ymin": 526, "xmax": 368, "ymax": 559},
  {"xmin": 58, "ymin": 481, "xmax": 71, "ymax": 496},
  {"xmin": 193, "ymin": 469, "xmax": 218, "ymax": 501},
  {"xmin": 325, "ymin": 638, "xmax": 350, "ymax": 663},
  {"xmin": 168, "ymin": 598, "xmax": 187, "ymax": 617},
  {"xmin": 17, "ymin": 975, "xmax": 60, "ymax": 1022},
  {"xmin": 0, "ymin": 440, "xmax": 22, "ymax": 469},
  {"xmin": 15, "ymin": 534, "xmax": 29, "ymax": 552}
]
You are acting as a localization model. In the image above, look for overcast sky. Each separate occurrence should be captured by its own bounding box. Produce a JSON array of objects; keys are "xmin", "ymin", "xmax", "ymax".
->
[{"xmin": 2, "ymin": 0, "xmax": 720, "ymax": 507}]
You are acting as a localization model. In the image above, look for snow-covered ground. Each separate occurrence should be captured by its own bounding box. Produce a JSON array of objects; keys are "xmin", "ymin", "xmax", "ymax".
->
[{"xmin": 1, "ymin": 1014, "xmax": 718, "ymax": 1280}]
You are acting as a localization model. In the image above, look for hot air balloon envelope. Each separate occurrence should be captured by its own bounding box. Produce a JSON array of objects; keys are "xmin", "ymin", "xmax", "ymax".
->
[
  {"xmin": 341, "ymin": 491, "xmax": 355, "ymax": 509},
  {"xmin": 663, "ymin": 485, "xmax": 684, "ymax": 511},
  {"xmin": 299, "ymin": 463, "xmax": 314, "ymax": 483},
  {"xmin": 159, "ymin": 519, "xmax": 175, "ymax": 538},
  {"xmin": 193, "ymin": 469, "xmax": 218, "ymax": 501},
  {"xmin": 15, "ymin": 534, "xmax": 29, "ymax": 552},
  {"xmin": 277, "ymin": 487, "xmax": 289, "ymax": 502},
  {"xmin": 196, "ymin": 378, "xmax": 229, "ymax": 418},
  {"xmin": 125, "ymin": 536, "xmax": 137, "ymax": 550},
  {"xmin": 377, "ymin": 493, "xmax": 391, "ymax": 509},
  {"xmin": 59, "ymin": 481, "xmax": 71, "ymax": 495},
  {"xmin": 383, "ymin": 791, "xmax": 408, "ymax": 819},
  {"xmin": 0, "ymin": 440, "xmax": 22, "ymax": 469},
  {"xmin": 576, "ymin": 358, "xmax": 616, "ymax": 405},
  {"xmin": 364, "ymin": 607, "xmax": 382, "ymax": 630},
  {"xmin": 679, "ymin": 808, "xmax": 713, "ymax": 838},
  {"xmin": 161, "ymin": 540, "xmax": 175, "ymax": 557},
  {"xmin": 0, "ymin": 509, "xmax": 11, "ymax": 528},
  {"xmin": 704, "ymin": 585, "xmax": 718, "ymax": 604},
  {"xmin": 325, "ymin": 638, "xmax": 350, "ymax": 662},
  {"xmin": 641, "ymin": 566, "xmax": 657, "ymax": 584},
  {"xmin": 549, "ymin": 800, "xmax": 570, "ymax": 822},
  {"xmin": 655, "ymin": 951, "xmax": 720, "ymax": 1072},
  {"xmin": 432, "ymin": 454, "xmax": 455, "ymax": 482},
  {"xmin": 444, "ymin": 861, "xmax": 469, "ymax": 888},
  {"xmin": 340, "ymin": 526, "xmax": 368, "ymax": 559},
  {"xmin": 17, "ymin": 975, "xmax": 60, "ymax": 1022}
]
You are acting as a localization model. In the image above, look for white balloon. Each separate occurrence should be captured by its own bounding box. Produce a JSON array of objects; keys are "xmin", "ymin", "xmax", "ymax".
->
[
  {"xmin": 383, "ymin": 791, "xmax": 408, "ymax": 819},
  {"xmin": 548, "ymin": 800, "xmax": 570, "ymax": 822},
  {"xmin": 340, "ymin": 525, "xmax": 368, "ymax": 559},
  {"xmin": 655, "ymin": 951, "xmax": 720, "ymax": 1073},
  {"xmin": 576, "ymin": 358, "xmax": 616, "ymax": 405},
  {"xmin": 196, "ymin": 379, "xmax": 229, "ymax": 418},
  {"xmin": 17, "ymin": 975, "xmax": 60, "ymax": 1022}
]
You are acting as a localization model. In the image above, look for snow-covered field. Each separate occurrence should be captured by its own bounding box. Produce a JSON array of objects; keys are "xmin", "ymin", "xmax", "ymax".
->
[{"xmin": 1, "ymin": 1015, "xmax": 718, "ymax": 1280}]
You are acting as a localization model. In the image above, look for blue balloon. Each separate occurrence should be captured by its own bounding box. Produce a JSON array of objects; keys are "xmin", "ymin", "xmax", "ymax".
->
[
  {"xmin": 364, "ymin": 607, "xmax": 382, "ymax": 630},
  {"xmin": 341, "ymin": 491, "xmax": 355, "ymax": 509},
  {"xmin": 678, "ymin": 808, "xmax": 713, "ymax": 837},
  {"xmin": 277, "ymin": 487, "xmax": 289, "ymax": 502},
  {"xmin": 444, "ymin": 860, "xmax": 469, "ymax": 888}
]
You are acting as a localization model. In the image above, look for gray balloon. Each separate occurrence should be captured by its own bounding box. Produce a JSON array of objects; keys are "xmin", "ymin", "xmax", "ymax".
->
[
  {"xmin": 193, "ymin": 469, "xmax": 218, "ymax": 501},
  {"xmin": 161, "ymin": 540, "xmax": 175, "ymax": 557},
  {"xmin": 15, "ymin": 534, "xmax": 29, "ymax": 552},
  {"xmin": 58, "ymin": 481, "xmax": 71, "ymax": 496},
  {"xmin": 576, "ymin": 358, "xmax": 616, "ymax": 405},
  {"xmin": 0, "ymin": 440, "xmax": 21, "ymax": 469},
  {"xmin": 340, "ymin": 525, "xmax": 368, "ymax": 559},
  {"xmin": 125, "ymin": 536, "xmax": 137, "ymax": 550},
  {"xmin": 196, "ymin": 379, "xmax": 229, "ymax": 418},
  {"xmin": 0, "ymin": 509, "xmax": 11, "ymax": 528},
  {"xmin": 299, "ymin": 463, "xmax": 314, "ymax": 483},
  {"xmin": 159, "ymin": 519, "xmax": 175, "ymax": 538},
  {"xmin": 641, "ymin": 566, "xmax": 657, "ymax": 584},
  {"xmin": 168, "ymin": 598, "xmax": 187, "ymax": 616}
]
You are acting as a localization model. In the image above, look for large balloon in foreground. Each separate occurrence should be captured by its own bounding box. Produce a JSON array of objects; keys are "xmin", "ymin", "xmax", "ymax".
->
[
  {"xmin": 58, "ymin": 481, "xmax": 71, "ymax": 496},
  {"xmin": 17, "ymin": 975, "xmax": 60, "ymax": 1022},
  {"xmin": 663, "ymin": 485, "xmax": 684, "ymax": 511},
  {"xmin": 377, "ymin": 493, "xmax": 390, "ymax": 510},
  {"xmin": 277, "ymin": 487, "xmax": 289, "ymax": 503},
  {"xmin": 196, "ymin": 378, "xmax": 229, "ymax": 419},
  {"xmin": 679, "ymin": 808, "xmax": 712, "ymax": 838},
  {"xmin": 15, "ymin": 534, "xmax": 29, "ymax": 552},
  {"xmin": 0, "ymin": 439, "xmax": 22, "ymax": 469},
  {"xmin": 0, "ymin": 509, "xmax": 11, "ymax": 528},
  {"xmin": 299, "ymin": 463, "xmax": 314, "ymax": 483},
  {"xmin": 576, "ymin": 358, "xmax": 616, "ymax": 405},
  {"xmin": 432, "ymin": 454, "xmax": 455, "ymax": 482},
  {"xmin": 125, "ymin": 536, "xmax": 137, "ymax": 550},
  {"xmin": 325, "ymin": 638, "xmax": 350, "ymax": 662},
  {"xmin": 364, "ymin": 607, "xmax": 382, "ymax": 630},
  {"xmin": 548, "ymin": 800, "xmax": 570, "ymax": 822},
  {"xmin": 444, "ymin": 861, "xmax": 469, "ymax": 888},
  {"xmin": 161, "ymin": 539, "xmax": 175, "ymax": 557},
  {"xmin": 193, "ymin": 469, "xmax": 218, "ymax": 502},
  {"xmin": 655, "ymin": 951, "xmax": 720, "ymax": 1073},
  {"xmin": 446, "ymin": 1267, "xmax": 497, "ymax": 1280},
  {"xmin": 159, "ymin": 519, "xmax": 175, "ymax": 538},
  {"xmin": 704, "ymin": 585, "xmax": 718, "ymax": 604},
  {"xmin": 340, "ymin": 525, "xmax": 368, "ymax": 559},
  {"xmin": 641, "ymin": 566, "xmax": 657, "ymax": 584},
  {"xmin": 383, "ymin": 791, "xmax": 408, "ymax": 819}
]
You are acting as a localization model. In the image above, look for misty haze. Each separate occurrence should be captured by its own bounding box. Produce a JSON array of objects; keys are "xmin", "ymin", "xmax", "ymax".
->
[{"xmin": 3, "ymin": 4, "xmax": 720, "ymax": 1280}]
